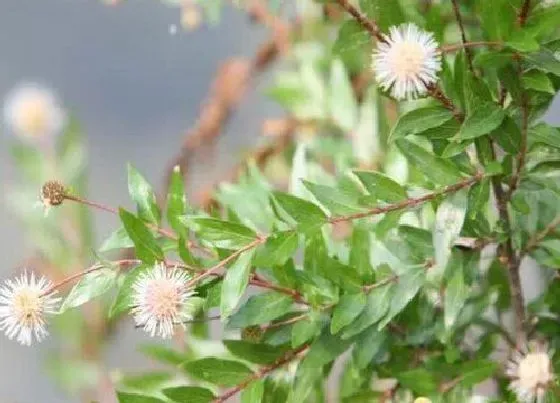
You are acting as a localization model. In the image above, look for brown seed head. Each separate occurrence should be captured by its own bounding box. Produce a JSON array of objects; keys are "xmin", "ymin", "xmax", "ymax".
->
[{"xmin": 40, "ymin": 180, "xmax": 66, "ymax": 207}]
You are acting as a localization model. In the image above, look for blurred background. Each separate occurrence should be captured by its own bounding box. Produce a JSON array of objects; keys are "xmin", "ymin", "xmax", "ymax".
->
[
  {"xmin": 1, "ymin": 1, "xmax": 560, "ymax": 402},
  {"xmin": 0, "ymin": 1, "xmax": 281, "ymax": 401}
]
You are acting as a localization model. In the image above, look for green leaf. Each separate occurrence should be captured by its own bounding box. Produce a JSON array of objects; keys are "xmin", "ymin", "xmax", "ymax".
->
[
  {"xmin": 60, "ymin": 267, "xmax": 117, "ymax": 313},
  {"xmin": 183, "ymin": 358, "xmax": 253, "ymax": 387},
  {"xmin": 523, "ymin": 49, "xmax": 560, "ymax": 77},
  {"xmin": 529, "ymin": 123, "xmax": 560, "ymax": 149},
  {"xmin": 342, "ymin": 284, "xmax": 393, "ymax": 339},
  {"xmin": 224, "ymin": 340, "xmax": 289, "ymax": 364},
  {"xmin": 162, "ymin": 387, "xmax": 215, "ymax": 403},
  {"xmin": 454, "ymin": 102, "xmax": 506, "ymax": 141},
  {"xmin": 332, "ymin": 21, "xmax": 370, "ymax": 73},
  {"xmin": 329, "ymin": 59, "xmax": 357, "ymax": 131},
  {"xmin": 272, "ymin": 191, "xmax": 327, "ymax": 226},
  {"xmin": 110, "ymin": 265, "xmax": 149, "ymax": 318},
  {"xmin": 292, "ymin": 314, "xmax": 322, "ymax": 347},
  {"xmin": 490, "ymin": 116, "xmax": 522, "ymax": 154},
  {"xmin": 459, "ymin": 360, "xmax": 499, "ymax": 388},
  {"xmin": 331, "ymin": 293, "xmax": 367, "ymax": 334},
  {"xmin": 184, "ymin": 217, "xmax": 257, "ymax": 250},
  {"xmin": 389, "ymin": 107, "xmax": 454, "ymax": 142},
  {"xmin": 353, "ymin": 171, "xmax": 406, "ymax": 202},
  {"xmin": 241, "ymin": 380, "xmax": 264, "ymax": 403},
  {"xmin": 522, "ymin": 70, "xmax": 555, "ymax": 94},
  {"xmin": 444, "ymin": 263, "xmax": 467, "ymax": 329},
  {"xmin": 397, "ymin": 369, "xmax": 438, "ymax": 396},
  {"xmin": 432, "ymin": 191, "xmax": 468, "ymax": 281},
  {"xmin": 505, "ymin": 30, "xmax": 539, "ymax": 52},
  {"xmin": 479, "ymin": 0, "xmax": 515, "ymax": 41},
  {"xmin": 468, "ymin": 179, "xmax": 490, "ymax": 219},
  {"xmin": 166, "ymin": 165, "xmax": 188, "ymax": 236},
  {"xmin": 359, "ymin": 0, "xmax": 404, "ymax": 30},
  {"xmin": 396, "ymin": 139, "xmax": 463, "ymax": 185},
  {"xmin": 120, "ymin": 209, "xmax": 164, "ymax": 264},
  {"xmin": 302, "ymin": 181, "xmax": 364, "ymax": 216},
  {"xmin": 228, "ymin": 292, "xmax": 294, "ymax": 328},
  {"xmin": 117, "ymin": 392, "xmax": 166, "ymax": 403},
  {"xmin": 378, "ymin": 266, "xmax": 425, "ymax": 329},
  {"xmin": 352, "ymin": 327, "xmax": 387, "ymax": 369},
  {"xmin": 254, "ymin": 231, "xmax": 298, "ymax": 267},
  {"xmin": 220, "ymin": 249, "xmax": 256, "ymax": 319},
  {"xmin": 99, "ymin": 226, "xmax": 134, "ymax": 252},
  {"xmin": 128, "ymin": 164, "xmax": 161, "ymax": 224}
]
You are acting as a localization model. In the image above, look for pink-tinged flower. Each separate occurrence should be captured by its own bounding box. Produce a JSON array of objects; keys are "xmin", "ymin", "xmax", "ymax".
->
[
  {"xmin": 372, "ymin": 23, "xmax": 441, "ymax": 100},
  {"xmin": 0, "ymin": 271, "xmax": 60, "ymax": 346},
  {"xmin": 3, "ymin": 82, "xmax": 66, "ymax": 140},
  {"xmin": 506, "ymin": 340, "xmax": 555, "ymax": 402},
  {"xmin": 131, "ymin": 264, "xmax": 195, "ymax": 339}
]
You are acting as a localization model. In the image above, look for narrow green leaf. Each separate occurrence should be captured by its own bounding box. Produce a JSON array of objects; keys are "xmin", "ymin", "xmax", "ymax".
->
[
  {"xmin": 359, "ymin": 0, "xmax": 404, "ymax": 30},
  {"xmin": 524, "ymin": 49, "xmax": 560, "ymax": 77},
  {"xmin": 220, "ymin": 249, "xmax": 256, "ymax": 319},
  {"xmin": 228, "ymin": 292, "xmax": 293, "ymax": 328},
  {"xmin": 166, "ymin": 165, "xmax": 188, "ymax": 236},
  {"xmin": 342, "ymin": 284, "xmax": 393, "ymax": 339},
  {"xmin": 331, "ymin": 293, "xmax": 367, "ymax": 334},
  {"xmin": 183, "ymin": 358, "xmax": 253, "ymax": 387},
  {"xmin": 389, "ymin": 107, "xmax": 453, "ymax": 141},
  {"xmin": 302, "ymin": 181, "xmax": 364, "ymax": 216},
  {"xmin": 292, "ymin": 314, "xmax": 322, "ymax": 347},
  {"xmin": 120, "ymin": 209, "xmax": 164, "ymax": 264},
  {"xmin": 138, "ymin": 344, "xmax": 187, "ymax": 366},
  {"xmin": 332, "ymin": 21, "xmax": 370, "ymax": 73},
  {"xmin": 529, "ymin": 123, "xmax": 560, "ymax": 149},
  {"xmin": 272, "ymin": 191, "xmax": 327, "ymax": 225},
  {"xmin": 468, "ymin": 179, "xmax": 490, "ymax": 219},
  {"xmin": 183, "ymin": 217, "xmax": 257, "ymax": 250},
  {"xmin": 479, "ymin": 0, "xmax": 515, "ymax": 41},
  {"xmin": 455, "ymin": 102, "xmax": 506, "ymax": 141},
  {"xmin": 490, "ymin": 116, "xmax": 522, "ymax": 154},
  {"xmin": 432, "ymin": 191, "xmax": 468, "ymax": 281},
  {"xmin": 522, "ymin": 70, "xmax": 555, "ymax": 94},
  {"xmin": 254, "ymin": 231, "xmax": 298, "ymax": 267},
  {"xmin": 128, "ymin": 164, "xmax": 161, "ymax": 224},
  {"xmin": 224, "ymin": 340, "xmax": 289, "ymax": 364},
  {"xmin": 162, "ymin": 387, "xmax": 215, "ymax": 403},
  {"xmin": 99, "ymin": 226, "xmax": 134, "ymax": 252},
  {"xmin": 241, "ymin": 380, "xmax": 264, "ymax": 403},
  {"xmin": 353, "ymin": 171, "xmax": 407, "ymax": 202},
  {"xmin": 378, "ymin": 266, "xmax": 425, "ymax": 329},
  {"xmin": 397, "ymin": 369, "xmax": 438, "ymax": 396},
  {"xmin": 444, "ymin": 263, "xmax": 467, "ymax": 329},
  {"xmin": 117, "ymin": 392, "xmax": 166, "ymax": 403},
  {"xmin": 459, "ymin": 360, "xmax": 499, "ymax": 388},
  {"xmin": 505, "ymin": 30, "xmax": 540, "ymax": 52},
  {"xmin": 60, "ymin": 267, "xmax": 117, "ymax": 313},
  {"xmin": 352, "ymin": 327, "xmax": 387, "ymax": 369},
  {"xmin": 396, "ymin": 139, "xmax": 463, "ymax": 185},
  {"xmin": 109, "ymin": 265, "xmax": 149, "ymax": 318}
]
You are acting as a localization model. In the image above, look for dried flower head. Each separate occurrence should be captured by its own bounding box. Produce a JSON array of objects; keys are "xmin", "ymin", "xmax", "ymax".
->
[
  {"xmin": 3, "ymin": 82, "xmax": 66, "ymax": 140},
  {"xmin": 372, "ymin": 23, "xmax": 441, "ymax": 100},
  {"xmin": 0, "ymin": 271, "xmax": 60, "ymax": 346},
  {"xmin": 39, "ymin": 180, "xmax": 67, "ymax": 216},
  {"xmin": 131, "ymin": 264, "xmax": 195, "ymax": 339},
  {"xmin": 506, "ymin": 340, "xmax": 555, "ymax": 402}
]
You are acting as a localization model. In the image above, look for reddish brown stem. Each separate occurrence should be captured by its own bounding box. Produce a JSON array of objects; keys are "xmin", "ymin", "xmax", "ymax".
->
[
  {"xmin": 213, "ymin": 344, "xmax": 309, "ymax": 402},
  {"xmin": 440, "ymin": 41, "xmax": 502, "ymax": 53},
  {"xmin": 329, "ymin": 173, "xmax": 483, "ymax": 224},
  {"xmin": 334, "ymin": 0, "xmax": 386, "ymax": 43},
  {"xmin": 518, "ymin": 0, "xmax": 532, "ymax": 26},
  {"xmin": 451, "ymin": 0, "xmax": 475, "ymax": 74}
]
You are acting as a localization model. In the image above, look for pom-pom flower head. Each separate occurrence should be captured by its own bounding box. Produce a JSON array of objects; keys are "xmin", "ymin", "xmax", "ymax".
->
[
  {"xmin": 372, "ymin": 23, "xmax": 441, "ymax": 100},
  {"xmin": 3, "ymin": 82, "xmax": 66, "ymax": 140},
  {"xmin": 0, "ymin": 271, "xmax": 60, "ymax": 346},
  {"xmin": 506, "ymin": 340, "xmax": 555, "ymax": 402},
  {"xmin": 131, "ymin": 264, "xmax": 195, "ymax": 339}
]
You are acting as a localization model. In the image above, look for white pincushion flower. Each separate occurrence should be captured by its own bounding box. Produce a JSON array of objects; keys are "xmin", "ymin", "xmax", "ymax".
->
[
  {"xmin": 3, "ymin": 82, "xmax": 66, "ymax": 140},
  {"xmin": 506, "ymin": 341, "xmax": 555, "ymax": 402},
  {"xmin": 131, "ymin": 264, "xmax": 195, "ymax": 339},
  {"xmin": 0, "ymin": 272, "xmax": 60, "ymax": 346},
  {"xmin": 372, "ymin": 23, "xmax": 441, "ymax": 100}
]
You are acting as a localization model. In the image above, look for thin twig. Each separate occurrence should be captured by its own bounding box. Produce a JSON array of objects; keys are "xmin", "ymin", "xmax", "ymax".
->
[
  {"xmin": 334, "ymin": 0, "xmax": 386, "ymax": 43},
  {"xmin": 520, "ymin": 215, "xmax": 560, "ymax": 258},
  {"xmin": 329, "ymin": 173, "xmax": 483, "ymax": 224},
  {"xmin": 518, "ymin": 0, "xmax": 532, "ymax": 26},
  {"xmin": 450, "ymin": 0, "xmax": 475, "ymax": 74},
  {"xmin": 213, "ymin": 344, "xmax": 309, "ymax": 402},
  {"xmin": 507, "ymin": 92, "xmax": 529, "ymax": 199},
  {"xmin": 425, "ymin": 83, "xmax": 464, "ymax": 120},
  {"xmin": 440, "ymin": 41, "xmax": 502, "ymax": 53}
]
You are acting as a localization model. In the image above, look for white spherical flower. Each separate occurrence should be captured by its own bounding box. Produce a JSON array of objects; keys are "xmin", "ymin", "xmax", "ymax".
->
[
  {"xmin": 131, "ymin": 264, "xmax": 195, "ymax": 339},
  {"xmin": 372, "ymin": 23, "xmax": 441, "ymax": 100},
  {"xmin": 0, "ymin": 271, "xmax": 60, "ymax": 346},
  {"xmin": 506, "ymin": 341, "xmax": 555, "ymax": 402},
  {"xmin": 3, "ymin": 82, "xmax": 66, "ymax": 140}
]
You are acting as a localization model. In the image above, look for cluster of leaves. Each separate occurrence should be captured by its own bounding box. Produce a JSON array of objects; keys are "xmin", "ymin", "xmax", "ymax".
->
[{"xmin": 14, "ymin": 0, "xmax": 560, "ymax": 401}]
